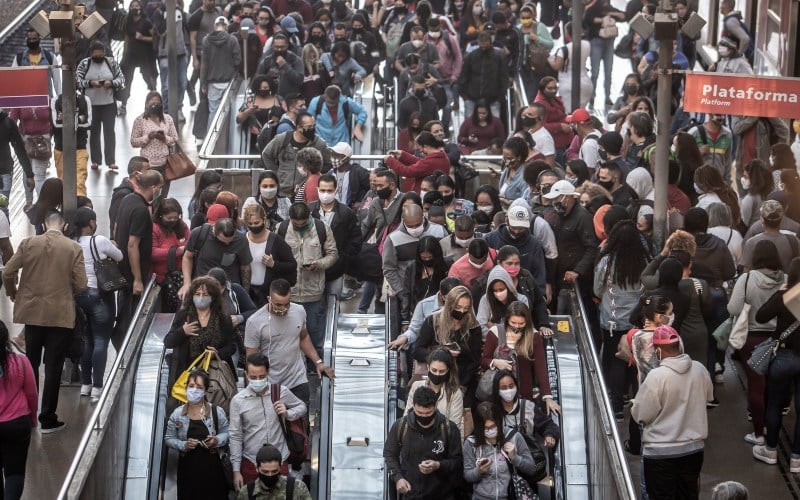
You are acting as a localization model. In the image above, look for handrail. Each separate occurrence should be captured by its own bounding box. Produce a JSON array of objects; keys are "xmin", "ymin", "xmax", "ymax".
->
[
  {"xmin": 0, "ymin": 0, "xmax": 46, "ymax": 45},
  {"xmin": 516, "ymin": 73, "xmax": 530, "ymax": 109},
  {"xmin": 313, "ymin": 295, "xmax": 339, "ymax": 498},
  {"xmin": 392, "ymin": 77, "xmax": 400, "ymax": 151},
  {"xmin": 384, "ymin": 306, "xmax": 398, "ymax": 500},
  {"xmin": 197, "ymin": 153, "xmax": 503, "ymax": 162},
  {"xmin": 196, "ymin": 78, "xmax": 241, "ymax": 164},
  {"xmin": 572, "ymin": 283, "xmax": 637, "ymax": 499},
  {"xmin": 57, "ymin": 276, "xmax": 159, "ymax": 500}
]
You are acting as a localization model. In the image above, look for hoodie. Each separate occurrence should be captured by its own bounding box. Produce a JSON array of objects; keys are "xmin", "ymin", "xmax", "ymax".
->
[
  {"xmin": 692, "ymin": 232, "xmax": 736, "ymax": 284},
  {"xmin": 463, "ymin": 431, "xmax": 535, "ymax": 499},
  {"xmin": 484, "ymin": 224, "xmax": 546, "ymax": 294},
  {"xmin": 0, "ymin": 110, "xmax": 33, "ymax": 177},
  {"xmin": 631, "ymin": 354, "xmax": 713, "ymax": 458},
  {"xmin": 200, "ymin": 29, "xmax": 241, "ymax": 85},
  {"xmin": 476, "ymin": 266, "xmax": 530, "ymax": 339},
  {"xmin": 727, "ymin": 269, "xmax": 785, "ymax": 332},
  {"xmin": 626, "ymin": 167, "xmax": 654, "ymax": 202},
  {"xmin": 109, "ymin": 177, "xmax": 135, "ymax": 233}
]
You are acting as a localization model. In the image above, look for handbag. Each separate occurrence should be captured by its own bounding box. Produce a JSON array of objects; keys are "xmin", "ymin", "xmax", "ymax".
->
[
  {"xmin": 614, "ymin": 31, "xmax": 634, "ymax": 59},
  {"xmin": 712, "ymin": 317, "xmax": 734, "ymax": 350},
  {"xmin": 476, "ymin": 326, "xmax": 515, "ymax": 401},
  {"xmin": 171, "ymin": 351, "xmax": 210, "ymax": 403},
  {"xmin": 162, "ymin": 245, "xmax": 184, "ymax": 313},
  {"xmin": 729, "ymin": 273, "xmax": 752, "ymax": 350},
  {"xmin": 25, "ymin": 135, "xmax": 51, "ymax": 160},
  {"xmin": 164, "ymin": 143, "xmax": 197, "ymax": 181},
  {"xmin": 210, "ymin": 403, "xmax": 234, "ymax": 487},
  {"xmin": 747, "ymin": 321, "xmax": 800, "ymax": 376},
  {"xmin": 90, "ymin": 236, "xmax": 128, "ymax": 292},
  {"xmin": 599, "ymin": 15, "xmax": 619, "ymax": 39},
  {"xmin": 206, "ymin": 355, "xmax": 237, "ymax": 415},
  {"xmin": 270, "ymin": 383, "xmax": 309, "ymax": 466},
  {"xmin": 502, "ymin": 446, "xmax": 539, "ymax": 500}
]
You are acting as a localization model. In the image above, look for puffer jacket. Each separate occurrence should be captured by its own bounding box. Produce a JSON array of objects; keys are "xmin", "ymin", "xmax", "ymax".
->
[
  {"xmin": 727, "ymin": 269, "xmax": 785, "ymax": 332},
  {"xmin": 261, "ymin": 131, "xmax": 332, "ymax": 197},
  {"xmin": 281, "ymin": 220, "xmax": 338, "ymax": 302}
]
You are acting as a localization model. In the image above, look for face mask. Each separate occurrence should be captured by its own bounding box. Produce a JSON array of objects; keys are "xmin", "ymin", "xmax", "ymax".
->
[
  {"xmin": 441, "ymin": 193, "xmax": 454, "ymax": 205},
  {"xmin": 416, "ymin": 412, "xmax": 436, "ymax": 426},
  {"xmin": 131, "ymin": 8, "xmax": 142, "ymax": 15},
  {"xmin": 521, "ymin": 116, "xmax": 537, "ymax": 128},
  {"xmin": 377, "ymin": 186, "xmax": 393, "ymax": 200},
  {"xmin": 450, "ymin": 309, "xmax": 467, "ymax": 321},
  {"xmin": 331, "ymin": 157, "xmax": 347, "ymax": 169},
  {"xmin": 164, "ymin": 219, "xmax": 181, "ymax": 230},
  {"xmin": 193, "ymin": 295, "xmax": 212, "ymax": 310},
  {"xmin": 509, "ymin": 325, "xmax": 525, "ymax": 334},
  {"xmin": 553, "ymin": 201, "xmax": 566, "ymax": 215},
  {"xmin": 352, "ymin": 27, "xmax": 364, "ymax": 34},
  {"xmin": 249, "ymin": 224, "xmax": 266, "ymax": 234},
  {"xmin": 455, "ymin": 236, "xmax": 473, "ymax": 248},
  {"xmin": 414, "ymin": 88, "xmax": 427, "ymax": 99},
  {"xmin": 259, "ymin": 19, "xmax": 270, "ymax": 26},
  {"xmin": 566, "ymin": 176, "xmax": 578, "ymax": 186},
  {"xmin": 543, "ymin": 90, "xmax": 557, "ymax": 99},
  {"xmin": 406, "ymin": 224, "xmax": 425, "ymax": 237},
  {"xmin": 624, "ymin": 84, "xmax": 638, "ymax": 95},
  {"xmin": 455, "ymin": 1, "xmax": 464, "ymax": 9},
  {"xmin": 321, "ymin": 19, "xmax": 331, "ymax": 27},
  {"xmin": 520, "ymin": 18, "xmax": 533, "ymax": 26},
  {"xmin": 503, "ymin": 265, "xmax": 520, "ymax": 277},
  {"xmin": 718, "ymin": 46, "xmax": 731, "ymax": 57},
  {"xmin": 499, "ymin": 387, "xmax": 517, "ymax": 402},
  {"xmin": 429, "ymin": 31, "xmax": 441, "ymax": 39},
  {"xmin": 484, "ymin": 427, "xmax": 498, "ymax": 439},
  {"xmin": 92, "ymin": 56, "xmax": 105, "ymax": 63},
  {"xmin": 468, "ymin": 259, "xmax": 485, "ymax": 269},
  {"xmin": 186, "ymin": 387, "xmax": 205, "ymax": 404},
  {"xmin": 27, "ymin": 40, "xmax": 40, "ymax": 50},
  {"xmin": 472, "ymin": 5, "xmax": 483, "ymax": 15},
  {"xmin": 427, "ymin": 371, "xmax": 448, "ymax": 385},
  {"xmin": 256, "ymin": 89, "xmax": 271, "ymax": 98},
  {"xmin": 740, "ymin": 176, "xmax": 751, "ymax": 190},
  {"xmin": 292, "ymin": 221, "xmax": 309, "ymax": 233},
  {"xmin": 248, "ymin": 377, "xmax": 269, "ymax": 392},
  {"xmin": 477, "ymin": 205, "xmax": 494, "ymax": 214},
  {"xmin": 411, "ymin": 39, "xmax": 424, "ymax": 48},
  {"xmin": 270, "ymin": 301, "xmax": 289, "ymax": 316},
  {"xmin": 598, "ymin": 149, "xmax": 609, "ymax": 162},
  {"xmin": 149, "ymin": 104, "xmax": 163, "ymax": 114},
  {"xmin": 664, "ymin": 313, "xmax": 675, "ymax": 326},
  {"xmin": 319, "ymin": 192, "xmax": 336, "ymax": 204},
  {"xmin": 420, "ymin": 257, "xmax": 435, "ymax": 266},
  {"xmin": 419, "ymin": 189, "xmax": 428, "ymax": 201},
  {"xmin": 297, "ymin": 165, "xmax": 307, "ymax": 176},
  {"xmin": 494, "ymin": 289, "xmax": 508, "ymax": 302},
  {"xmin": 260, "ymin": 187, "xmax": 278, "ymax": 199},
  {"xmin": 300, "ymin": 127, "xmax": 316, "ymax": 140},
  {"xmin": 694, "ymin": 182, "xmax": 704, "ymax": 194},
  {"xmin": 597, "ymin": 179, "xmax": 615, "ymax": 191},
  {"xmin": 259, "ymin": 473, "xmax": 280, "ymax": 489}
]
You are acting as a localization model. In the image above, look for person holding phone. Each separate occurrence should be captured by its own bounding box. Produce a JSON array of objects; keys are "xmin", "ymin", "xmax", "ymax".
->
[
  {"xmin": 164, "ymin": 369, "xmax": 230, "ymax": 500},
  {"xmin": 130, "ymin": 91, "xmax": 180, "ymax": 195}
]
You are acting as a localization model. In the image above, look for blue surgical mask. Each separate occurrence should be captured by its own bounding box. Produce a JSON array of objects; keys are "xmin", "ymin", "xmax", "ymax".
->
[
  {"xmin": 193, "ymin": 295, "xmax": 212, "ymax": 310},
  {"xmin": 186, "ymin": 387, "xmax": 205, "ymax": 404},
  {"xmin": 249, "ymin": 377, "xmax": 269, "ymax": 393}
]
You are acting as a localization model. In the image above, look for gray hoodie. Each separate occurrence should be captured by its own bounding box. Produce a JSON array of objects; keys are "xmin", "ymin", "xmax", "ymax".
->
[
  {"xmin": 594, "ymin": 254, "xmax": 643, "ymax": 332},
  {"xmin": 200, "ymin": 29, "xmax": 241, "ymax": 85},
  {"xmin": 476, "ymin": 266, "xmax": 529, "ymax": 339},
  {"xmin": 462, "ymin": 431, "xmax": 536, "ymax": 499},
  {"xmin": 727, "ymin": 269, "xmax": 785, "ymax": 332}
]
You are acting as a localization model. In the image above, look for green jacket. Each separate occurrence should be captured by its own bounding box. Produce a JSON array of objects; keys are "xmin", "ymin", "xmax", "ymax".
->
[{"xmin": 236, "ymin": 476, "xmax": 312, "ymax": 500}]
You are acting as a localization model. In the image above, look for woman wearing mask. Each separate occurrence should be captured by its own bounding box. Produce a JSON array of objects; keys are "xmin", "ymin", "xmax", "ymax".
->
[
  {"xmin": 151, "ymin": 198, "xmax": 191, "ymax": 311},
  {"xmin": 694, "ymin": 164, "xmax": 742, "ymax": 227},
  {"xmin": 411, "ymin": 235, "xmax": 449, "ymax": 308},
  {"xmin": 457, "ymin": 102, "xmax": 506, "ymax": 154},
  {"xmin": 190, "ymin": 187, "xmax": 221, "ymax": 229},
  {"xmin": 242, "ymin": 204, "xmax": 296, "ymax": 306},
  {"xmin": 564, "ymin": 159, "xmax": 591, "ymax": 187},
  {"xmin": 606, "ymin": 74, "xmax": 645, "ymax": 131},
  {"xmin": 727, "ymin": 240, "xmax": 785, "ymax": 446},
  {"xmin": 397, "ymin": 111, "xmax": 424, "ymax": 153},
  {"xmin": 498, "ymin": 137, "xmax": 529, "ymax": 207},
  {"xmin": 301, "ymin": 43, "xmax": 331, "ymax": 101},
  {"xmin": 164, "ymin": 277, "xmax": 237, "ymax": 395},
  {"xmin": 476, "ymin": 266, "xmax": 529, "ymax": 339},
  {"xmin": 436, "ymin": 174, "xmax": 475, "ymax": 231},
  {"xmin": 739, "ymin": 159, "xmax": 774, "ymax": 227},
  {"xmin": 415, "ymin": 285, "xmax": 482, "ymax": 406},
  {"xmin": 243, "ymin": 171, "xmax": 291, "ymax": 231},
  {"xmin": 492, "ymin": 370, "xmax": 560, "ymax": 449},
  {"xmin": 237, "ymin": 76, "xmax": 285, "ymax": 153},
  {"xmin": 459, "ymin": 0, "xmax": 487, "ymax": 49},
  {"xmin": 130, "ymin": 91, "xmax": 180, "ymax": 194},
  {"xmin": 518, "ymin": 4, "xmax": 554, "ymax": 101},
  {"xmin": 118, "ymin": 0, "xmax": 158, "ymax": 116},
  {"xmin": 482, "ymin": 301, "xmax": 560, "ymax": 414},
  {"xmin": 0, "ymin": 320, "xmax": 38, "ymax": 500},
  {"xmin": 713, "ymin": 36, "xmax": 753, "ymax": 75},
  {"xmin": 164, "ymin": 369, "xmax": 230, "ymax": 500},
  {"xmin": 188, "ymin": 170, "xmax": 222, "ymax": 218},
  {"xmin": 254, "ymin": 7, "xmax": 277, "ymax": 46},
  {"xmin": 473, "ymin": 185, "xmax": 503, "ymax": 231},
  {"xmin": 463, "ymin": 401, "xmax": 536, "ymax": 499},
  {"xmin": 594, "ymin": 219, "xmax": 650, "ymax": 419},
  {"xmin": 405, "ymin": 348, "xmax": 465, "ymax": 438},
  {"xmin": 306, "ymin": 22, "xmax": 331, "ymax": 54},
  {"xmin": 534, "ymin": 76, "xmax": 573, "ymax": 163},
  {"xmin": 385, "ymin": 132, "xmax": 451, "ymax": 194}
]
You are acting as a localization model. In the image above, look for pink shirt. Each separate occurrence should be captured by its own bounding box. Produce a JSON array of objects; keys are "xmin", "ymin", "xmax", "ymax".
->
[
  {"xmin": 0, "ymin": 353, "xmax": 38, "ymax": 426},
  {"xmin": 130, "ymin": 114, "xmax": 179, "ymax": 167},
  {"xmin": 151, "ymin": 223, "xmax": 191, "ymax": 283},
  {"xmin": 448, "ymin": 249, "xmax": 497, "ymax": 289}
]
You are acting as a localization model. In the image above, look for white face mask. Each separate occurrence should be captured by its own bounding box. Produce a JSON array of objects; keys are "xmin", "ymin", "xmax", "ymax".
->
[
  {"xmin": 455, "ymin": 236, "xmax": 474, "ymax": 248},
  {"xmin": 693, "ymin": 182, "xmax": 704, "ymax": 195},
  {"xmin": 718, "ymin": 46, "xmax": 731, "ymax": 57},
  {"xmin": 411, "ymin": 39, "xmax": 424, "ymax": 48},
  {"xmin": 473, "ymin": 5, "xmax": 483, "ymax": 15},
  {"xmin": 468, "ymin": 258, "xmax": 484, "ymax": 269},
  {"xmin": 664, "ymin": 313, "xmax": 675, "ymax": 326},
  {"xmin": 248, "ymin": 377, "xmax": 269, "ymax": 393},
  {"xmin": 297, "ymin": 165, "xmax": 307, "ymax": 177},
  {"xmin": 186, "ymin": 387, "xmax": 206, "ymax": 404},
  {"xmin": 740, "ymin": 176, "xmax": 751, "ymax": 190},
  {"xmin": 477, "ymin": 205, "xmax": 494, "ymax": 214},
  {"xmin": 494, "ymin": 289, "xmax": 508, "ymax": 302},
  {"xmin": 499, "ymin": 387, "xmax": 517, "ymax": 403},
  {"xmin": 484, "ymin": 427, "xmax": 498, "ymax": 439},
  {"xmin": 406, "ymin": 224, "xmax": 425, "ymax": 237},
  {"xmin": 319, "ymin": 192, "xmax": 336, "ymax": 204},
  {"xmin": 428, "ymin": 31, "xmax": 441, "ymax": 39},
  {"xmin": 260, "ymin": 187, "xmax": 278, "ymax": 199},
  {"xmin": 419, "ymin": 189, "xmax": 428, "ymax": 201}
]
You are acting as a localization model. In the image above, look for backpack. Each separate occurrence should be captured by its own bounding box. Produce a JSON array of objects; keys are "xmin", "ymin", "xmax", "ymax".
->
[
  {"xmin": 396, "ymin": 416, "xmax": 450, "ymax": 454},
  {"xmin": 314, "ymin": 97, "xmax": 352, "ymax": 136},
  {"xmin": 722, "ymin": 12, "xmax": 754, "ymax": 60},
  {"xmin": 277, "ymin": 219, "xmax": 328, "ymax": 257},
  {"xmin": 188, "ymin": 223, "xmax": 213, "ymax": 275},
  {"xmin": 270, "ymin": 383, "xmax": 309, "ymax": 466},
  {"xmin": 247, "ymin": 476, "xmax": 294, "ymax": 499}
]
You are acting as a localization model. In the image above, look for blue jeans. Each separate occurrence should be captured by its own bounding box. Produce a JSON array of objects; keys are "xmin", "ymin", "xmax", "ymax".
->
[
  {"xmin": 75, "ymin": 289, "xmax": 114, "ymax": 388},
  {"xmin": 301, "ymin": 299, "xmax": 325, "ymax": 356},
  {"xmin": 357, "ymin": 281, "xmax": 385, "ymax": 314},
  {"xmin": 0, "ymin": 173, "xmax": 11, "ymax": 216},
  {"xmin": 159, "ymin": 54, "xmax": 189, "ymax": 113},
  {"xmin": 590, "ymin": 37, "xmax": 615, "ymax": 102},
  {"xmin": 766, "ymin": 348, "xmax": 800, "ymax": 453}
]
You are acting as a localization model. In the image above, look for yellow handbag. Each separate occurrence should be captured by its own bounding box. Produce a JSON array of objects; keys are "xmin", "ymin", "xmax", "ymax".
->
[{"xmin": 171, "ymin": 351, "xmax": 211, "ymax": 403}]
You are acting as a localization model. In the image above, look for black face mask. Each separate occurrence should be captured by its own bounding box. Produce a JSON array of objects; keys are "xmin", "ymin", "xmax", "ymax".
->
[
  {"xmin": 553, "ymin": 201, "xmax": 567, "ymax": 215},
  {"xmin": 450, "ymin": 309, "xmax": 466, "ymax": 321},
  {"xmin": 259, "ymin": 473, "xmax": 280, "ymax": 489},
  {"xmin": 149, "ymin": 104, "xmax": 163, "ymax": 114},
  {"xmin": 352, "ymin": 27, "xmax": 363, "ymax": 34},
  {"xmin": 427, "ymin": 371, "xmax": 448, "ymax": 385},
  {"xmin": 309, "ymin": 34, "xmax": 325, "ymax": 44},
  {"xmin": 414, "ymin": 89, "xmax": 426, "ymax": 99},
  {"xmin": 598, "ymin": 149, "xmax": 609, "ymax": 161},
  {"xmin": 249, "ymin": 224, "xmax": 266, "ymax": 234},
  {"xmin": 395, "ymin": 6, "xmax": 407, "ymax": 14},
  {"xmin": 256, "ymin": 89, "xmax": 271, "ymax": 97},
  {"xmin": 300, "ymin": 127, "xmax": 316, "ymax": 140},
  {"xmin": 292, "ymin": 223, "xmax": 308, "ymax": 233},
  {"xmin": 92, "ymin": 56, "xmax": 105, "ymax": 63},
  {"xmin": 273, "ymin": 49, "xmax": 286, "ymax": 59},
  {"xmin": 131, "ymin": 8, "xmax": 142, "ymax": 15},
  {"xmin": 27, "ymin": 40, "xmax": 40, "ymax": 50},
  {"xmin": 441, "ymin": 193, "xmax": 454, "ymax": 205},
  {"xmin": 416, "ymin": 412, "xmax": 436, "ymax": 426},
  {"xmin": 420, "ymin": 258, "xmax": 435, "ymax": 267},
  {"xmin": 377, "ymin": 186, "xmax": 393, "ymax": 200},
  {"xmin": 163, "ymin": 219, "xmax": 181, "ymax": 230},
  {"xmin": 521, "ymin": 116, "xmax": 537, "ymax": 128},
  {"xmin": 543, "ymin": 90, "xmax": 557, "ymax": 99},
  {"xmin": 624, "ymin": 84, "xmax": 638, "ymax": 95},
  {"xmin": 597, "ymin": 179, "xmax": 615, "ymax": 191}
]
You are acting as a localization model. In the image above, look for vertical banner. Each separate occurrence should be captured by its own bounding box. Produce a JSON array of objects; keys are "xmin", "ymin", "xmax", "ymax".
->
[
  {"xmin": 0, "ymin": 67, "xmax": 50, "ymax": 108},
  {"xmin": 683, "ymin": 72, "xmax": 800, "ymax": 119}
]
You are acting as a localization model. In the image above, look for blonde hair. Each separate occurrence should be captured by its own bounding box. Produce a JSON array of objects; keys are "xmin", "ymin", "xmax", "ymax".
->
[
  {"xmin": 243, "ymin": 203, "xmax": 267, "ymax": 222},
  {"xmin": 433, "ymin": 286, "xmax": 477, "ymax": 347},
  {"xmin": 662, "ymin": 229, "xmax": 696, "ymax": 257},
  {"xmin": 302, "ymin": 43, "xmax": 320, "ymax": 75},
  {"xmin": 504, "ymin": 301, "xmax": 536, "ymax": 359}
]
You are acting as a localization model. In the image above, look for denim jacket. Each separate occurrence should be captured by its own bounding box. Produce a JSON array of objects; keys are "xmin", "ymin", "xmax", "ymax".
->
[{"xmin": 165, "ymin": 402, "xmax": 230, "ymax": 453}]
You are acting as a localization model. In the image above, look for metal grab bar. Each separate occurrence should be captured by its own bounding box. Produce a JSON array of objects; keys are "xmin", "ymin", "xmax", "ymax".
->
[{"xmin": 0, "ymin": 0, "xmax": 46, "ymax": 44}]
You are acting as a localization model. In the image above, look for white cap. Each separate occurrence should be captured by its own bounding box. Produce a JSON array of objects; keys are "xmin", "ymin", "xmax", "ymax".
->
[
  {"xmin": 543, "ymin": 179, "xmax": 579, "ymax": 199},
  {"xmin": 214, "ymin": 15, "xmax": 229, "ymax": 25},
  {"xmin": 507, "ymin": 205, "xmax": 531, "ymax": 228},
  {"xmin": 330, "ymin": 142, "xmax": 353, "ymax": 157}
]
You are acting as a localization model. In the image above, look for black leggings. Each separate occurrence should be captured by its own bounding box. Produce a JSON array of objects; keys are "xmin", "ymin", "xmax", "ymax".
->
[{"xmin": 0, "ymin": 415, "xmax": 32, "ymax": 500}]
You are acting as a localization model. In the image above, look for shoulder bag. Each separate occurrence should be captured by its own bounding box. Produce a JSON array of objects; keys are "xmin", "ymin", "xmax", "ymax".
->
[
  {"xmin": 270, "ymin": 383, "xmax": 309, "ymax": 466},
  {"xmin": 476, "ymin": 325, "xmax": 515, "ymax": 402},
  {"xmin": 599, "ymin": 15, "xmax": 619, "ymax": 39},
  {"xmin": 90, "ymin": 236, "xmax": 128, "ymax": 292},
  {"xmin": 162, "ymin": 245, "xmax": 183, "ymax": 313},
  {"xmin": 206, "ymin": 354, "xmax": 237, "ymax": 416},
  {"xmin": 748, "ymin": 321, "xmax": 800, "ymax": 376},
  {"xmin": 25, "ymin": 135, "xmax": 51, "ymax": 161},
  {"xmin": 503, "ymin": 429, "xmax": 541, "ymax": 499},
  {"xmin": 728, "ymin": 272, "xmax": 751, "ymax": 350},
  {"xmin": 164, "ymin": 143, "xmax": 197, "ymax": 181}
]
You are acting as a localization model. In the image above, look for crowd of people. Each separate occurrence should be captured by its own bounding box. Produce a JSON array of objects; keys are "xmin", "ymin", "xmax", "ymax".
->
[{"xmin": 1, "ymin": 0, "xmax": 800, "ymax": 498}]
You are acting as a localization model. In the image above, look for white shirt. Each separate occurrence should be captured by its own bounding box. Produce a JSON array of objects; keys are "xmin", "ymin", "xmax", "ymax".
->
[
  {"xmin": 247, "ymin": 237, "xmax": 267, "ymax": 286},
  {"xmin": 335, "ymin": 168, "xmax": 351, "ymax": 205},
  {"xmin": 580, "ymin": 129, "xmax": 603, "ymax": 171},
  {"xmin": 530, "ymin": 126, "xmax": 556, "ymax": 157},
  {"xmin": 76, "ymin": 234, "xmax": 124, "ymax": 289}
]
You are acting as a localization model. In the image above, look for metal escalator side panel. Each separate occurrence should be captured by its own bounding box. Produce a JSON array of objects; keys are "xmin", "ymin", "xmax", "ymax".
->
[{"xmin": 312, "ymin": 295, "xmax": 340, "ymax": 498}]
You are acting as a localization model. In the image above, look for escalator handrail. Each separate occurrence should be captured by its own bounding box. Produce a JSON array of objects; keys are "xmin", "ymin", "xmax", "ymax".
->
[
  {"xmin": 572, "ymin": 283, "xmax": 637, "ymax": 499},
  {"xmin": 57, "ymin": 276, "xmax": 159, "ymax": 500},
  {"xmin": 313, "ymin": 295, "xmax": 339, "ymax": 498}
]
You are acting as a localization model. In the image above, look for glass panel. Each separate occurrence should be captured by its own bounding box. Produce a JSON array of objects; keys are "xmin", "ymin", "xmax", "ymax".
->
[{"xmin": 769, "ymin": 0, "xmax": 781, "ymax": 15}]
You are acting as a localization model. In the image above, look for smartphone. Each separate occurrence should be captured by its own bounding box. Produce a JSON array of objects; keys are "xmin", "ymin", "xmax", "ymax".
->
[
  {"xmin": 186, "ymin": 314, "xmax": 195, "ymax": 324},
  {"xmin": 476, "ymin": 457, "xmax": 490, "ymax": 466}
]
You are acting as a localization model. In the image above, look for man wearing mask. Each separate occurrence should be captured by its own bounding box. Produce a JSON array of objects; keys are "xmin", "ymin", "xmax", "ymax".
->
[
  {"xmin": 278, "ymin": 203, "xmax": 338, "ymax": 361},
  {"xmin": 383, "ymin": 386, "xmax": 463, "ymax": 499},
  {"xmin": 542, "ymin": 180, "xmax": 598, "ymax": 316},
  {"xmin": 688, "ymin": 114, "xmax": 733, "ymax": 185},
  {"xmin": 350, "ymin": 14, "xmax": 380, "ymax": 74},
  {"xmin": 239, "ymin": 444, "xmax": 312, "ymax": 499},
  {"xmin": 200, "ymin": 16, "xmax": 241, "ymax": 129},
  {"xmin": 229, "ymin": 352, "xmax": 309, "ymax": 490},
  {"xmin": 565, "ymin": 108, "xmax": 602, "ymax": 175},
  {"xmin": 109, "ymin": 156, "xmax": 149, "ymax": 235},
  {"xmin": 395, "ymin": 26, "xmax": 441, "ymax": 74},
  {"xmin": 491, "ymin": 11, "xmax": 522, "ymax": 75},
  {"xmin": 459, "ymin": 31, "xmax": 509, "ymax": 119},
  {"xmin": 12, "ymin": 29, "xmax": 61, "ymax": 96},
  {"xmin": 262, "ymin": 112, "xmax": 331, "ymax": 197},
  {"xmin": 624, "ymin": 111, "xmax": 656, "ymax": 170},
  {"xmin": 329, "ymin": 142, "xmax": 370, "ymax": 210},
  {"xmin": 484, "ymin": 205, "xmax": 547, "ymax": 296},
  {"xmin": 254, "ymin": 33, "xmax": 304, "ymax": 97},
  {"xmin": 187, "ymin": 0, "xmax": 221, "ymax": 106},
  {"xmin": 275, "ymin": 94, "xmax": 307, "ymax": 135},
  {"xmin": 383, "ymin": 204, "xmax": 448, "ymax": 329},
  {"xmin": 180, "ymin": 218, "xmax": 253, "ymax": 296},
  {"xmin": 597, "ymin": 131, "xmax": 630, "ymax": 178},
  {"xmin": 523, "ymin": 103, "xmax": 556, "ymax": 167},
  {"xmin": 440, "ymin": 215, "xmax": 475, "ymax": 265},
  {"xmin": 397, "ymin": 76, "xmax": 441, "ymax": 129},
  {"xmin": 597, "ymin": 162, "xmax": 633, "ymax": 207}
]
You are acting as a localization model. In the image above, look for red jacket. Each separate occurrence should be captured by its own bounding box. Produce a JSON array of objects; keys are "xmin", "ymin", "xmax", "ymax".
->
[
  {"xmin": 481, "ymin": 329, "xmax": 551, "ymax": 398},
  {"xmin": 386, "ymin": 150, "xmax": 450, "ymax": 193},
  {"xmin": 151, "ymin": 223, "xmax": 191, "ymax": 283},
  {"xmin": 534, "ymin": 91, "xmax": 574, "ymax": 149}
]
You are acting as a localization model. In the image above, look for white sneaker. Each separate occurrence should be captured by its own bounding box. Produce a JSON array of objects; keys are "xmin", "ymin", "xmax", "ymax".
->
[
  {"xmin": 744, "ymin": 432, "xmax": 765, "ymax": 445},
  {"xmin": 80, "ymin": 384, "xmax": 92, "ymax": 396},
  {"xmin": 791, "ymin": 457, "xmax": 800, "ymax": 473},
  {"xmin": 90, "ymin": 387, "xmax": 103, "ymax": 402},
  {"xmin": 753, "ymin": 445, "xmax": 777, "ymax": 465}
]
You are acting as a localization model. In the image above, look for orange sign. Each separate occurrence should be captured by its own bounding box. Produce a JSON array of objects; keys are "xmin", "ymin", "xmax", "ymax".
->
[{"xmin": 683, "ymin": 72, "xmax": 800, "ymax": 119}]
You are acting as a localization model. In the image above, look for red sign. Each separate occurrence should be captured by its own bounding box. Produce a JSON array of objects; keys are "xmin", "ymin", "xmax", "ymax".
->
[
  {"xmin": 0, "ymin": 67, "xmax": 50, "ymax": 108},
  {"xmin": 683, "ymin": 72, "xmax": 800, "ymax": 119}
]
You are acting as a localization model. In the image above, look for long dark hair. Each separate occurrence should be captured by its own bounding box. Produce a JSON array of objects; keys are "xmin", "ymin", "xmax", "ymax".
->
[
  {"xmin": 694, "ymin": 164, "xmax": 741, "ymax": 224},
  {"xmin": 470, "ymin": 99, "xmax": 493, "ymax": 126},
  {"xmin": 675, "ymin": 131, "xmax": 703, "ymax": 171},
  {"xmin": 142, "ymin": 91, "xmax": 165, "ymax": 121},
  {"xmin": 486, "ymin": 272, "xmax": 519, "ymax": 323},
  {"xmin": 0, "ymin": 320, "xmax": 10, "ymax": 378},
  {"xmin": 152, "ymin": 198, "xmax": 187, "ymax": 237},
  {"xmin": 32, "ymin": 178, "xmax": 63, "ymax": 226},
  {"xmin": 472, "ymin": 401, "xmax": 505, "ymax": 447},
  {"xmin": 744, "ymin": 159, "xmax": 774, "ymax": 198},
  {"xmin": 426, "ymin": 348, "xmax": 461, "ymax": 402},
  {"xmin": 599, "ymin": 219, "xmax": 650, "ymax": 289},
  {"xmin": 415, "ymin": 235, "xmax": 447, "ymax": 292},
  {"xmin": 191, "ymin": 170, "xmax": 222, "ymax": 208}
]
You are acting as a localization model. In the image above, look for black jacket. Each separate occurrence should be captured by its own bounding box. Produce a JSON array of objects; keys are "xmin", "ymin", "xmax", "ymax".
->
[
  {"xmin": 344, "ymin": 162, "xmax": 371, "ymax": 208},
  {"xmin": 109, "ymin": 177, "xmax": 135, "ymax": 234},
  {"xmin": 693, "ymin": 232, "xmax": 736, "ymax": 284},
  {"xmin": 309, "ymin": 199, "xmax": 362, "ymax": 280},
  {"xmin": 383, "ymin": 412, "xmax": 463, "ymax": 499},
  {"xmin": 397, "ymin": 93, "xmax": 440, "ymax": 130},
  {"xmin": 552, "ymin": 205, "xmax": 598, "ymax": 288},
  {"xmin": 756, "ymin": 290, "xmax": 800, "ymax": 356},
  {"xmin": 0, "ymin": 111, "xmax": 32, "ymax": 177},
  {"xmin": 458, "ymin": 47, "xmax": 509, "ymax": 103}
]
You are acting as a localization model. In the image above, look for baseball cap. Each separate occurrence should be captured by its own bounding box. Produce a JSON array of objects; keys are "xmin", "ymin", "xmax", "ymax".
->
[
  {"xmin": 651, "ymin": 325, "xmax": 681, "ymax": 346},
  {"xmin": 483, "ymin": 22, "xmax": 496, "ymax": 31},
  {"xmin": 760, "ymin": 199, "xmax": 784, "ymax": 221},
  {"xmin": 543, "ymin": 180, "xmax": 579, "ymax": 199},
  {"xmin": 280, "ymin": 16, "xmax": 299, "ymax": 33},
  {"xmin": 330, "ymin": 142, "xmax": 353, "ymax": 157},
  {"xmin": 214, "ymin": 15, "xmax": 229, "ymax": 26},
  {"xmin": 507, "ymin": 205, "xmax": 531, "ymax": 228},
  {"xmin": 206, "ymin": 204, "xmax": 230, "ymax": 224},
  {"xmin": 565, "ymin": 108, "xmax": 591, "ymax": 124},
  {"xmin": 240, "ymin": 17, "xmax": 255, "ymax": 30}
]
